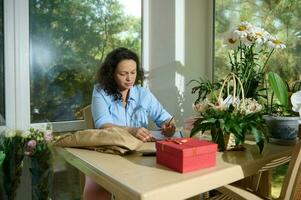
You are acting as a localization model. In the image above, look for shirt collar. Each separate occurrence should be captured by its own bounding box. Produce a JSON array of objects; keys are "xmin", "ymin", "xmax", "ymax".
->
[{"xmin": 128, "ymin": 86, "xmax": 138, "ymax": 102}]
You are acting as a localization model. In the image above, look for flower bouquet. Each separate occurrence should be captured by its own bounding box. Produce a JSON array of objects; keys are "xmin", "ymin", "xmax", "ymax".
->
[
  {"xmin": 224, "ymin": 21, "xmax": 286, "ymax": 99},
  {"xmin": 0, "ymin": 128, "xmax": 25, "ymax": 200},
  {"xmin": 23, "ymin": 125, "xmax": 54, "ymax": 200},
  {"xmin": 190, "ymin": 73, "xmax": 266, "ymax": 153}
]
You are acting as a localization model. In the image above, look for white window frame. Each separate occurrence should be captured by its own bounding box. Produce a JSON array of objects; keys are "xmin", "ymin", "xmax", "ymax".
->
[
  {"xmin": 4, "ymin": 0, "xmax": 144, "ymax": 132},
  {"xmin": 3, "ymin": 0, "xmax": 213, "ymax": 132}
]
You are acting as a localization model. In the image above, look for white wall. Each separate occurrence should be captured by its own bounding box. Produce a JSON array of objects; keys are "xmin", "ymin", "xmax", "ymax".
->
[{"xmin": 144, "ymin": 0, "xmax": 214, "ymax": 132}]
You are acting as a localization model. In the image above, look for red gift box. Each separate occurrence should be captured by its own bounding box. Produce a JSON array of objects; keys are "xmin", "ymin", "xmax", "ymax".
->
[{"xmin": 156, "ymin": 138, "xmax": 217, "ymax": 173}]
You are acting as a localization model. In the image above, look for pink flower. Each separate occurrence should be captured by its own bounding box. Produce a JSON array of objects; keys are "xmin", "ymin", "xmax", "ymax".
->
[
  {"xmin": 192, "ymin": 102, "xmax": 209, "ymax": 113},
  {"xmin": 27, "ymin": 139, "xmax": 37, "ymax": 149},
  {"xmin": 43, "ymin": 130, "xmax": 53, "ymax": 142}
]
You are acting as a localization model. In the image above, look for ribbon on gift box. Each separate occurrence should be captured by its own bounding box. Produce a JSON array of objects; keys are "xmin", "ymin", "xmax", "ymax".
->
[
  {"xmin": 160, "ymin": 138, "xmax": 189, "ymax": 152},
  {"xmin": 160, "ymin": 138, "xmax": 203, "ymax": 156}
]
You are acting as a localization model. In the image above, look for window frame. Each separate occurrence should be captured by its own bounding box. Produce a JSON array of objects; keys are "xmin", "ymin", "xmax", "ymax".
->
[
  {"xmin": 3, "ymin": 0, "xmax": 144, "ymax": 132},
  {"xmin": 3, "ymin": 0, "xmax": 214, "ymax": 132},
  {"xmin": 0, "ymin": 0, "xmax": 4, "ymax": 126}
]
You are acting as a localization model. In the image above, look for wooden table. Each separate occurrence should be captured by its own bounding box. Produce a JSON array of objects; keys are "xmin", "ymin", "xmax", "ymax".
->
[{"xmin": 55, "ymin": 141, "xmax": 294, "ymax": 200}]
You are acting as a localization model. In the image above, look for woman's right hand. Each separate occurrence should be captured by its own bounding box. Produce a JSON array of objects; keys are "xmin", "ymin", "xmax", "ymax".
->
[{"xmin": 129, "ymin": 127, "xmax": 156, "ymax": 142}]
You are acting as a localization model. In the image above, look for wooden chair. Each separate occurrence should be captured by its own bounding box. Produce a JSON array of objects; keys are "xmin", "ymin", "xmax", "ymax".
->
[
  {"xmin": 81, "ymin": 105, "xmax": 94, "ymax": 129},
  {"xmin": 211, "ymin": 141, "xmax": 301, "ymax": 200}
]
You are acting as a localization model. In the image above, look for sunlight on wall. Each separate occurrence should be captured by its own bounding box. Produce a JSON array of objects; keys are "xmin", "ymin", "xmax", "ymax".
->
[
  {"xmin": 175, "ymin": 71, "xmax": 185, "ymax": 114},
  {"xmin": 175, "ymin": 0, "xmax": 185, "ymax": 65}
]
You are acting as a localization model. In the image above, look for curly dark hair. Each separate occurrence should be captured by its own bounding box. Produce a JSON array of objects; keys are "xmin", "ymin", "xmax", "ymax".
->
[{"xmin": 96, "ymin": 47, "xmax": 144, "ymax": 101}]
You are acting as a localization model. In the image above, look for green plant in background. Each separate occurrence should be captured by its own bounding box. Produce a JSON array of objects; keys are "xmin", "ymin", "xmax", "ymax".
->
[
  {"xmin": 0, "ymin": 129, "xmax": 26, "ymax": 200},
  {"xmin": 0, "ymin": 125, "xmax": 55, "ymax": 200},
  {"xmin": 224, "ymin": 21, "xmax": 286, "ymax": 99},
  {"xmin": 23, "ymin": 125, "xmax": 54, "ymax": 200},
  {"xmin": 188, "ymin": 78, "xmax": 221, "ymax": 104},
  {"xmin": 0, "ymin": 150, "xmax": 6, "ymax": 200},
  {"xmin": 0, "ymin": 151, "xmax": 4, "ymax": 166},
  {"xmin": 190, "ymin": 73, "xmax": 266, "ymax": 153},
  {"xmin": 266, "ymin": 71, "xmax": 301, "ymax": 116}
]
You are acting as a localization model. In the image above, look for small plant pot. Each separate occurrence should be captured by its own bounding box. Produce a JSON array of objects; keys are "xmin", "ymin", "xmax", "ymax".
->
[{"xmin": 263, "ymin": 115, "xmax": 300, "ymax": 144}]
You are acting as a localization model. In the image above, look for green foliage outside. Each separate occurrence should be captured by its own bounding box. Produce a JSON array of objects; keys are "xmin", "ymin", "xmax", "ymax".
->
[
  {"xmin": 215, "ymin": 0, "xmax": 301, "ymax": 83},
  {"xmin": 30, "ymin": 0, "xmax": 141, "ymax": 122}
]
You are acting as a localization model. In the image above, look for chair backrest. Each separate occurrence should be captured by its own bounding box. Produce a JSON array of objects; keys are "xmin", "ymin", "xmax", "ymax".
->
[
  {"xmin": 81, "ymin": 105, "xmax": 95, "ymax": 129},
  {"xmin": 279, "ymin": 141, "xmax": 301, "ymax": 200}
]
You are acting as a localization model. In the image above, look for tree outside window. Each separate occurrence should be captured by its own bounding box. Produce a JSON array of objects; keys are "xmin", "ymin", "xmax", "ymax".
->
[{"xmin": 29, "ymin": 0, "xmax": 142, "ymax": 123}]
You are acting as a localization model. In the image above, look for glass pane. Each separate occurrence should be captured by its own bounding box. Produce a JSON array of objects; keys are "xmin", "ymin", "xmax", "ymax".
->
[
  {"xmin": 29, "ymin": 0, "xmax": 142, "ymax": 123},
  {"xmin": 0, "ymin": 0, "xmax": 4, "ymax": 125},
  {"xmin": 214, "ymin": 0, "xmax": 301, "ymax": 82}
]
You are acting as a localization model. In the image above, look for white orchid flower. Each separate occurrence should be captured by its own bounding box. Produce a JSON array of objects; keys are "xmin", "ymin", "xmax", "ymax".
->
[
  {"xmin": 225, "ymin": 32, "xmax": 240, "ymax": 49},
  {"xmin": 267, "ymin": 36, "xmax": 286, "ymax": 49},
  {"xmin": 291, "ymin": 91, "xmax": 301, "ymax": 114},
  {"xmin": 223, "ymin": 95, "xmax": 240, "ymax": 107},
  {"xmin": 233, "ymin": 21, "xmax": 253, "ymax": 39},
  {"xmin": 248, "ymin": 26, "xmax": 270, "ymax": 45}
]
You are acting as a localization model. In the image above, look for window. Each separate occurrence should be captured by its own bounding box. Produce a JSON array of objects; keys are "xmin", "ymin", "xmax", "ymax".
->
[
  {"xmin": 0, "ymin": 0, "xmax": 4, "ymax": 125},
  {"xmin": 29, "ymin": 0, "xmax": 142, "ymax": 123},
  {"xmin": 214, "ymin": 0, "xmax": 301, "ymax": 82}
]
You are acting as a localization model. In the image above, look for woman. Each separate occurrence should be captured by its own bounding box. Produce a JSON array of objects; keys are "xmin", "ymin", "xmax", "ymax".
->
[{"xmin": 84, "ymin": 47, "xmax": 176, "ymax": 200}]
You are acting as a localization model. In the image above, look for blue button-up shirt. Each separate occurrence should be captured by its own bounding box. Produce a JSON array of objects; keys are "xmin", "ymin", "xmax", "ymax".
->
[{"xmin": 91, "ymin": 85, "xmax": 171, "ymax": 129}]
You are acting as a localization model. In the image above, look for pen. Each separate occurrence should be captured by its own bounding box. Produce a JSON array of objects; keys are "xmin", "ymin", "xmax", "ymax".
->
[
  {"xmin": 167, "ymin": 116, "xmax": 174, "ymax": 126},
  {"xmin": 179, "ymin": 131, "xmax": 184, "ymax": 138},
  {"xmin": 157, "ymin": 116, "xmax": 174, "ymax": 131}
]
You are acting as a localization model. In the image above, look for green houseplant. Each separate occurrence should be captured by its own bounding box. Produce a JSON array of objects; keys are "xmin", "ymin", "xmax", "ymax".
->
[
  {"xmin": 0, "ymin": 129, "xmax": 25, "ymax": 200},
  {"xmin": 223, "ymin": 21, "xmax": 286, "ymax": 99},
  {"xmin": 264, "ymin": 72, "xmax": 301, "ymax": 142},
  {"xmin": 189, "ymin": 21, "xmax": 289, "ymax": 153},
  {"xmin": 190, "ymin": 73, "xmax": 266, "ymax": 153}
]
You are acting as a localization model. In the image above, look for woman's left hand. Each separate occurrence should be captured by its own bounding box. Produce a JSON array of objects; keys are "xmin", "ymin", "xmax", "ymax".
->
[{"xmin": 161, "ymin": 118, "xmax": 176, "ymax": 137}]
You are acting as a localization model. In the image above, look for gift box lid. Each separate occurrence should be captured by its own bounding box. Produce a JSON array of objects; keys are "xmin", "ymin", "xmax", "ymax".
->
[{"xmin": 155, "ymin": 138, "xmax": 217, "ymax": 158}]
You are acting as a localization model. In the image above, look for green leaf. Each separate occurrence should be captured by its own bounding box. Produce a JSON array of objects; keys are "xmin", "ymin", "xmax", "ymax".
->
[
  {"xmin": 250, "ymin": 125, "xmax": 264, "ymax": 153},
  {"xmin": 202, "ymin": 118, "xmax": 217, "ymax": 124},
  {"xmin": 267, "ymin": 72, "xmax": 288, "ymax": 108},
  {"xmin": 0, "ymin": 151, "xmax": 5, "ymax": 165}
]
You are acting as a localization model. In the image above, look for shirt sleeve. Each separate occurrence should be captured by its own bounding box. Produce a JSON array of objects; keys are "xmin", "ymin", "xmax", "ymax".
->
[
  {"xmin": 91, "ymin": 86, "xmax": 113, "ymax": 128},
  {"xmin": 146, "ymin": 89, "xmax": 171, "ymax": 127}
]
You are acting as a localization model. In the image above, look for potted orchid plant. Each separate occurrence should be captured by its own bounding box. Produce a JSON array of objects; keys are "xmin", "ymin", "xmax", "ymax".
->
[
  {"xmin": 264, "ymin": 72, "xmax": 301, "ymax": 142},
  {"xmin": 224, "ymin": 21, "xmax": 286, "ymax": 99},
  {"xmin": 190, "ymin": 21, "xmax": 289, "ymax": 152},
  {"xmin": 190, "ymin": 73, "xmax": 266, "ymax": 153}
]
